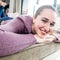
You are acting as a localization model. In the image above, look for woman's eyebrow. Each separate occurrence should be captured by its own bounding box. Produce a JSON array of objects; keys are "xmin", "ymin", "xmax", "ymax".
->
[{"xmin": 43, "ymin": 17, "xmax": 55, "ymax": 24}]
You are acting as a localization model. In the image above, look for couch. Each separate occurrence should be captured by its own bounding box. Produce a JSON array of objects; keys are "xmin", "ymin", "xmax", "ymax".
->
[{"xmin": 0, "ymin": 42, "xmax": 60, "ymax": 60}]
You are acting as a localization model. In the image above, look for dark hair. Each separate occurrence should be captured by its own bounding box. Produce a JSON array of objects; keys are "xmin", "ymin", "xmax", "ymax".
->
[
  {"xmin": 2, "ymin": 1, "xmax": 6, "ymax": 2},
  {"xmin": 4, "ymin": 4, "xmax": 9, "ymax": 13},
  {"xmin": 34, "ymin": 5, "xmax": 55, "ymax": 18}
]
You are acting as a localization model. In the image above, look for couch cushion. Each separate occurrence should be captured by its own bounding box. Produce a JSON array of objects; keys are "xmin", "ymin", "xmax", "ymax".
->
[{"xmin": 0, "ymin": 42, "xmax": 60, "ymax": 60}]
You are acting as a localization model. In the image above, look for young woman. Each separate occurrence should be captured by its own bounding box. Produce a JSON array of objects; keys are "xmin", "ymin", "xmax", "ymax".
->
[{"xmin": 0, "ymin": 5, "xmax": 57, "ymax": 56}]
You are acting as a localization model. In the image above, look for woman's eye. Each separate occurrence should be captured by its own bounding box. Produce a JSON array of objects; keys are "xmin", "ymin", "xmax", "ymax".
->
[
  {"xmin": 42, "ymin": 19, "xmax": 48, "ymax": 23},
  {"xmin": 50, "ymin": 23, "xmax": 55, "ymax": 27}
]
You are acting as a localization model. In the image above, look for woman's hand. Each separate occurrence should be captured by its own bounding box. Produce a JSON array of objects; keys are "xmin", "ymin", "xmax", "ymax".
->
[{"xmin": 34, "ymin": 34, "xmax": 56, "ymax": 43}]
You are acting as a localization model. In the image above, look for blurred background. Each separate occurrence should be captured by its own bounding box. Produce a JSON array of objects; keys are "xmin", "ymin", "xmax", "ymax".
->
[{"xmin": 0, "ymin": 0, "xmax": 60, "ymax": 16}]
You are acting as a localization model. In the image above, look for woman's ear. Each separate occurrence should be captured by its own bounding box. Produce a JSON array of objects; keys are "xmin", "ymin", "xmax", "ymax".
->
[{"xmin": 33, "ymin": 16, "xmax": 36, "ymax": 24}]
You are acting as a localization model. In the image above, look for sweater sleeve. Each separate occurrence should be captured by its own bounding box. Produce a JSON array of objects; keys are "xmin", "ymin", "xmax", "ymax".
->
[
  {"xmin": 0, "ymin": 17, "xmax": 24, "ymax": 33},
  {"xmin": 53, "ymin": 32, "xmax": 60, "ymax": 42},
  {"xmin": 0, "ymin": 30, "xmax": 36, "ymax": 56}
]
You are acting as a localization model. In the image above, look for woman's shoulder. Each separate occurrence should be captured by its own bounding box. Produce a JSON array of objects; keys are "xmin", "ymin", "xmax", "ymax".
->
[{"xmin": 16, "ymin": 15, "xmax": 33, "ymax": 22}]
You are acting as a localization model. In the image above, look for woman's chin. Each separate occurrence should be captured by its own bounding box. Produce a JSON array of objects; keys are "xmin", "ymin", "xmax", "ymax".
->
[
  {"xmin": 38, "ymin": 34, "xmax": 46, "ymax": 38},
  {"xmin": 37, "ymin": 32, "xmax": 47, "ymax": 38}
]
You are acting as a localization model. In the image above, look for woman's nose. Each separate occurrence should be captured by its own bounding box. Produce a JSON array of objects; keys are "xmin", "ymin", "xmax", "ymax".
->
[{"xmin": 44, "ymin": 23, "xmax": 50, "ymax": 31}]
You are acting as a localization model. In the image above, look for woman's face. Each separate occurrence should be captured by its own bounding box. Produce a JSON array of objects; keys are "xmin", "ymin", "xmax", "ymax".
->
[{"xmin": 33, "ymin": 9, "xmax": 56, "ymax": 37}]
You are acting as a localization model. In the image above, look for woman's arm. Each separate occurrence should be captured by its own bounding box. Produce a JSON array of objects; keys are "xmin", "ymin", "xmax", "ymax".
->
[{"xmin": 0, "ymin": 30, "xmax": 36, "ymax": 56}]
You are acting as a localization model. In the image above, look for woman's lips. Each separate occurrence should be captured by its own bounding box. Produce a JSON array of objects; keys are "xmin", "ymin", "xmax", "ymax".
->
[{"xmin": 39, "ymin": 28, "xmax": 47, "ymax": 35}]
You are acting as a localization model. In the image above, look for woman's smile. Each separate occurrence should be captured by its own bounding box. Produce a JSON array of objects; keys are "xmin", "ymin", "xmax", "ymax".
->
[{"xmin": 39, "ymin": 27, "xmax": 48, "ymax": 35}]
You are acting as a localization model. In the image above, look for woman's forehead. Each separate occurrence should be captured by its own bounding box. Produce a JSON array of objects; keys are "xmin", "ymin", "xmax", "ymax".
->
[
  {"xmin": 39, "ymin": 9, "xmax": 56, "ymax": 21},
  {"xmin": 41, "ymin": 9, "xmax": 55, "ymax": 16}
]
